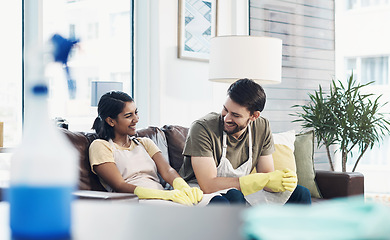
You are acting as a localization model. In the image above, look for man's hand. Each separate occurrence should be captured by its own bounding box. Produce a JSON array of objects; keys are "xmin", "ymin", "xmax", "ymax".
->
[
  {"xmin": 265, "ymin": 168, "xmax": 297, "ymax": 192},
  {"xmin": 281, "ymin": 168, "xmax": 297, "ymax": 192},
  {"xmin": 264, "ymin": 170, "xmax": 286, "ymax": 192},
  {"xmin": 239, "ymin": 173, "xmax": 270, "ymax": 196},
  {"xmin": 239, "ymin": 169, "xmax": 298, "ymax": 196}
]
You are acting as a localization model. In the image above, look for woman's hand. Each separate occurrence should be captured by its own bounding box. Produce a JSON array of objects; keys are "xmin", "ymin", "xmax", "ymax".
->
[
  {"xmin": 134, "ymin": 186, "xmax": 193, "ymax": 206},
  {"xmin": 172, "ymin": 178, "xmax": 203, "ymax": 204}
]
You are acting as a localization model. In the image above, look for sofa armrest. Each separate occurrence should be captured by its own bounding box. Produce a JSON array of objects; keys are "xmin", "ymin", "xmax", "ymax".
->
[{"xmin": 315, "ymin": 170, "xmax": 364, "ymax": 199}]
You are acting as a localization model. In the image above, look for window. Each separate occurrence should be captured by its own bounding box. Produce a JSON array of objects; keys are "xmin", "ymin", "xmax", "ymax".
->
[
  {"xmin": 345, "ymin": 57, "xmax": 357, "ymax": 80},
  {"xmin": 37, "ymin": 0, "xmax": 134, "ymax": 132},
  {"xmin": 343, "ymin": 55, "xmax": 390, "ymax": 186},
  {"xmin": 361, "ymin": 0, "xmax": 389, "ymax": 7},
  {"xmin": 0, "ymin": 1, "xmax": 22, "ymax": 188},
  {"xmin": 346, "ymin": 0, "xmax": 390, "ymax": 9},
  {"xmin": 344, "ymin": 56, "xmax": 389, "ymax": 85},
  {"xmin": 361, "ymin": 57, "xmax": 388, "ymax": 85},
  {"xmin": 346, "ymin": 0, "xmax": 359, "ymax": 9},
  {"xmin": 0, "ymin": 1, "xmax": 23, "ymax": 148},
  {"xmin": 0, "ymin": 0, "xmax": 134, "ymax": 189}
]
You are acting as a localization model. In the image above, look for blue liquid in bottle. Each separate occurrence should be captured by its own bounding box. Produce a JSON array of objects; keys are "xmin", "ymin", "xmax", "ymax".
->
[
  {"xmin": 9, "ymin": 83, "xmax": 78, "ymax": 239},
  {"xmin": 11, "ymin": 27, "xmax": 79, "ymax": 239},
  {"xmin": 8, "ymin": 185, "xmax": 75, "ymax": 240}
]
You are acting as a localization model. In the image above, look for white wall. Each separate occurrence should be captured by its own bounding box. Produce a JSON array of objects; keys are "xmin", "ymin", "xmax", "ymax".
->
[
  {"xmin": 335, "ymin": 3, "xmax": 390, "ymax": 77},
  {"xmin": 134, "ymin": 0, "xmax": 248, "ymax": 129},
  {"xmin": 158, "ymin": 0, "xmax": 215, "ymax": 127}
]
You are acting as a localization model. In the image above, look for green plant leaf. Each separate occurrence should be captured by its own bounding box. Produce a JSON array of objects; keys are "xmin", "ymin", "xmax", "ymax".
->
[{"xmin": 291, "ymin": 72, "xmax": 390, "ymax": 172}]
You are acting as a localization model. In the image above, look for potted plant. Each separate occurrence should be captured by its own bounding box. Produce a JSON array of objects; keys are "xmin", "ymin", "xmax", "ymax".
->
[{"xmin": 292, "ymin": 73, "xmax": 390, "ymax": 172}]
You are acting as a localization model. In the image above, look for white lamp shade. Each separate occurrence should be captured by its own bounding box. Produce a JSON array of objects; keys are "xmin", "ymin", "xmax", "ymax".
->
[{"xmin": 209, "ymin": 36, "xmax": 282, "ymax": 84}]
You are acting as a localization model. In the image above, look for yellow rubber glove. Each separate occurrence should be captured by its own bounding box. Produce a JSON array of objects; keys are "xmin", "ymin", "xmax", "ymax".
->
[
  {"xmin": 172, "ymin": 177, "xmax": 203, "ymax": 204},
  {"xmin": 239, "ymin": 169, "xmax": 298, "ymax": 196},
  {"xmin": 239, "ymin": 173, "xmax": 271, "ymax": 196},
  {"xmin": 265, "ymin": 168, "xmax": 298, "ymax": 192},
  {"xmin": 134, "ymin": 186, "xmax": 192, "ymax": 206},
  {"xmin": 281, "ymin": 168, "xmax": 298, "ymax": 192},
  {"xmin": 265, "ymin": 170, "xmax": 287, "ymax": 192}
]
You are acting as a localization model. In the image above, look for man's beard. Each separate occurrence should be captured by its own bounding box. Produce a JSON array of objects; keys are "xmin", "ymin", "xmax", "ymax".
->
[{"xmin": 223, "ymin": 119, "xmax": 251, "ymax": 136}]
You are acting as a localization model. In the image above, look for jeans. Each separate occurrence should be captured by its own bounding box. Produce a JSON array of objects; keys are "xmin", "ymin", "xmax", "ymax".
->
[
  {"xmin": 208, "ymin": 185, "xmax": 311, "ymax": 205},
  {"xmin": 208, "ymin": 189, "xmax": 246, "ymax": 205},
  {"xmin": 286, "ymin": 185, "xmax": 312, "ymax": 204}
]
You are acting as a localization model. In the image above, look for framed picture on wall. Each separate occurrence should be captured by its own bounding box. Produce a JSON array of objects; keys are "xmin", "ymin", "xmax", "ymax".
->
[{"xmin": 178, "ymin": 0, "xmax": 218, "ymax": 61}]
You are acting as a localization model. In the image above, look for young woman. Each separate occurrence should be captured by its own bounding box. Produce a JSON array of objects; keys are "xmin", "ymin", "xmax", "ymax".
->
[{"xmin": 89, "ymin": 91, "xmax": 245, "ymax": 206}]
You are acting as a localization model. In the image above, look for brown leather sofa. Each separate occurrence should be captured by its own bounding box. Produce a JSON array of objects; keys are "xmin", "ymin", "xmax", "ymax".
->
[{"xmin": 58, "ymin": 125, "xmax": 364, "ymax": 201}]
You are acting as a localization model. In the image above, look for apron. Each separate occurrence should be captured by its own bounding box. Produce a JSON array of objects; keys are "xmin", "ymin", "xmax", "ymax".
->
[
  {"xmin": 216, "ymin": 127, "xmax": 253, "ymax": 177},
  {"xmin": 216, "ymin": 126, "xmax": 292, "ymax": 206},
  {"xmin": 101, "ymin": 137, "xmax": 164, "ymax": 192}
]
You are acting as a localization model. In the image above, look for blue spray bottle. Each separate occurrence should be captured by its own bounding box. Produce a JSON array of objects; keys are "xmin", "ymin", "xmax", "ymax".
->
[{"xmin": 8, "ymin": 36, "xmax": 79, "ymax": 239}]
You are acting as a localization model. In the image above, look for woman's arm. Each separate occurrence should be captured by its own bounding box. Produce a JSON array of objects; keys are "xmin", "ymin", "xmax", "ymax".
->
[
  {"xmin": 93, "ymin": 162, "xmax": 137, "ymax": 193},
  {"xmin": 90, "ymin": 140, "xmax": 137, "ymax": 193},
  {"xmin": 152, "ymin": 152, "xmax": 180, "ymax": 186},
  {"xmin": 153, "ymin": 152, "xmax": 203, "ymax": 204}
]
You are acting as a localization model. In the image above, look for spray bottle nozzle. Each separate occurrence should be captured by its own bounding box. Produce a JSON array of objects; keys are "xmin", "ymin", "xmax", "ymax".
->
[
  {"xmin": 50, "ymin": 34, "xmax": 79, "ymax": 99},
  {"xmin": 51, "ymin": 34, "xmax": 79, "ymax": 64}
]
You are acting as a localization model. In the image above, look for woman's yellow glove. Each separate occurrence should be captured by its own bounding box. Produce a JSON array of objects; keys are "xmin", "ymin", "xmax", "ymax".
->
[
  {"xmin": 172, "ymin": 177, "xmax": 203, "ymax": 204},
  {"xmin": 134, "ymin": 186, "xmax": 193, "ymax": 206}
]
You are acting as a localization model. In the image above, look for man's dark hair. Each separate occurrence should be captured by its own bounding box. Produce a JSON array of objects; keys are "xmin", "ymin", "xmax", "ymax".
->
[{"xmin": 227, "ymin": 78, "xmax": 266, "ymax": 113}]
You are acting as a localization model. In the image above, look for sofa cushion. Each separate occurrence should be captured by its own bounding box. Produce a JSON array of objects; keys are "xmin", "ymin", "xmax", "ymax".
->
[
  {"xmin": 272, "ymin": 130, "xmax": 297, "ymax": 172},
  {"xmin": 60, "ymin": 128, "xmax": 105, "ymax": 191},
  {"xmin": 294, "ymin": 131, "xmax": 322, "ymax": 198},
  {"xmin": 136, "ymin": 126, "xmax": 169, "ymax": 163},
  {"xmin": 83, "ymin": 132, "xmax": 106, "ymax": 191},
  {"xmin": 161, "ymin": 125, "xmax": 189, "ymax": 172}
]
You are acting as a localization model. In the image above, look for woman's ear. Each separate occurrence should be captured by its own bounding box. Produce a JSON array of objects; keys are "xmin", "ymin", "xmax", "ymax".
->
[
  {"xmin": 250, "ymin": 111, "xmax": 261, "ymax": 121},
  {"xmin": 105, "ymin": 117, "xmax": 115, "ymax": 127}
]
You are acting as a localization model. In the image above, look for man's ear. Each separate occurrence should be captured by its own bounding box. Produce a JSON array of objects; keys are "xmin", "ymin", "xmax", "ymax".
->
[
  {"xmin": 250, "ymin": 111, "xmax": 261, "ymax": 121},
  {"xmin": 105, "ymin": 117, "xmax": 115, "ymax": 127}
]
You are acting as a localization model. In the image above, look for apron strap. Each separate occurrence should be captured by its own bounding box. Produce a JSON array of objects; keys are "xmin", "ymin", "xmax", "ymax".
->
[
  {"xmin": 222, "ymin": 125, "xmax": 253, "ymax": 159},
  {"xmin": 248, "ymin": 126, "xmax": 253, "ymax": 159},
  {"xmin": 130, "ymin": 136, "xmax": 140, "ymax": 145},
  {"xmin": 222, "ymin": 132, "xmax": 228, "ymax": 158}
]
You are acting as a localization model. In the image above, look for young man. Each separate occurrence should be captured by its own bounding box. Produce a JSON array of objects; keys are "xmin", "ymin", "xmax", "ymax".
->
[{"xmin": 179, "ymin": 79, "xmax": 311, "ymax": 205}]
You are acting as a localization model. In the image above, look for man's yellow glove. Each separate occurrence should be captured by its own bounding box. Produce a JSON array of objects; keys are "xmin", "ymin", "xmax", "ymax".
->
[
  {"xmin": 172, "ymin": 177, "xmax": 203, "ymax": 204},
  {"xmin": 134, "ymin": 186, "xmax": 193, "ymax": 206},
  {"xmin": 239, "ymin": 169, "xmax": 298, "ymax": 196},
  {"xmin": 265, "ymin": 170, "xmax": 289, "ymax": 192},
  {"xmin": 239, "ymin": 172, "xmax": 271, "ymax": 196},
  {"xmin": 280, "ymin": 168, "xmax": 298, "ymax": 192}
]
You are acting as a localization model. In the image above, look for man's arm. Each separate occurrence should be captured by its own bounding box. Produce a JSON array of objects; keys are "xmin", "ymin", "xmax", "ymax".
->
[
  {"xmin": 192, "ymin": 154, "xmax": 276, "ymax": 194},
  {"xmin": 256, "ymin": 154, "xmax": 275, "ymax": 173},
  {"xmin": 191, "ymin": 156, "xmax": 240, "ymax": 194},
  {"xmin": 256, "ymin": 154, "xmax": 275, "ymax": 192}
]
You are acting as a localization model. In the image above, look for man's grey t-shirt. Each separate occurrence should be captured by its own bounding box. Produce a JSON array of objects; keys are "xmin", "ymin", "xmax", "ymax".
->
[{"xmin": 179, "ymin": 112, "xmax": 275, "ymax": 183}]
